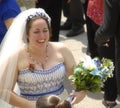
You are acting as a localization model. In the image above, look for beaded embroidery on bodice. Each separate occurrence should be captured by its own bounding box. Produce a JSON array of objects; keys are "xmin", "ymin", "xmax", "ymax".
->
[{"xmin": 17, "ymin": 62, "xmax": 66, "ymax": 101}]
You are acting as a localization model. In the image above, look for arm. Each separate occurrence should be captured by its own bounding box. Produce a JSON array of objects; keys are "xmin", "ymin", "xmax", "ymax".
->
[
  {"xmin": 9, "ymin": 67, "xmax": 36, "ymax": 108},
  {"xmin": 59, "ymin": 44, "xmax": 86, "ymax": 105},
  {"xmin": 3, "ymin": 3, "xmax": 21, "ymax": 29},
  {"xmin": 59, "ymin": 45, "xmax": 76, "ymax": 77},
  {"xmin": 10, "ymin": 92, "xmax": 36, "ymax": 108},
  {"xmin": 4, "ymin": 18, "xmax": 14, "ymax": 29},
  {"xmin": 95, "ymin": 0, "xmax": 119, "ymax": 46}
]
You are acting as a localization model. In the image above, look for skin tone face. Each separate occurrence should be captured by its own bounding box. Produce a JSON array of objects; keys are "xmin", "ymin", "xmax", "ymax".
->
[{"xmin": 28, "ymin": 18, "xmax": 50, "ymax": 48}]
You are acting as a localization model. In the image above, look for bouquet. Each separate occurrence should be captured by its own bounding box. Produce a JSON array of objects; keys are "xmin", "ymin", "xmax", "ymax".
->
[{"xmin": 69, "ymin": 55, "xmax": 114, "ymax": 93}]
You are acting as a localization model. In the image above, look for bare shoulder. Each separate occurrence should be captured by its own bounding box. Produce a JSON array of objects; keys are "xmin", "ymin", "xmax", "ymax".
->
[
  {"xmin": 17, "ymin": 45, "xmax": 29, "ymax": 71},
  {"xmin": 50, "ymin": 42, "xmax": 68, "ymax": 51},
  {"xmin": 18, "ymin": 45, "xmax": 27, "ymax": 59},
  {"xmin": 50, "ymin": 42, "xmax": 72, "ymax": 56},
  {"xmin": 51, "ymin": 42, "xmax": 64, "ymax": 47}
]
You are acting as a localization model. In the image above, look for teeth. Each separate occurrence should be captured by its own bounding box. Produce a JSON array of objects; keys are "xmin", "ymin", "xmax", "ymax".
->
[{"xmin": 38, "ymin": 40, "xmax": 45, "ymax": 42}]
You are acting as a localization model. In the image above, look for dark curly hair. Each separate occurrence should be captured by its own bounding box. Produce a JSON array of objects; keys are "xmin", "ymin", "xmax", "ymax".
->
[{"xmin": 36, "ymin": 95, "xmax": 72, "ymax": 108}]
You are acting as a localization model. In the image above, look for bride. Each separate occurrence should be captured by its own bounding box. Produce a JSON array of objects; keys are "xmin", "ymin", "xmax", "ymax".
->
[{"xmin": 0, "ymin": 8, "xmax": 86, "ymax": 108}]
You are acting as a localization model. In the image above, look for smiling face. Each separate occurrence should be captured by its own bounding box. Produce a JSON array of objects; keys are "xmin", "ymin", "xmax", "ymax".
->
[{"xmin": 26, "ymin": 17, "xmax": 51, "ymax": 47}]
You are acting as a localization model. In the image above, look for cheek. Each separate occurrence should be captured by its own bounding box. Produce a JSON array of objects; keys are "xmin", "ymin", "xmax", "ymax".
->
[{"xmin": 28, "ymin": 34, "xmax": 35, "ymax": 42}]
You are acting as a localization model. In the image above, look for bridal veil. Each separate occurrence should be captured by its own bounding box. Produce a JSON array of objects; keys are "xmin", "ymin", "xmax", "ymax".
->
[{"xmin": 0, "ymin": 8, "xmax": 51, "ymax": 108}]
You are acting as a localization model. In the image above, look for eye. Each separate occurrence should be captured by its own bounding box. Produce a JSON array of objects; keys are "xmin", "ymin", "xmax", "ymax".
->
[
  {"xmin": 34, "ymin": 31, "xmax": 40, "ymax": 33},
  {"xmin": 43, "ymin": 29, "xmax": 48, "ymax": 33}
]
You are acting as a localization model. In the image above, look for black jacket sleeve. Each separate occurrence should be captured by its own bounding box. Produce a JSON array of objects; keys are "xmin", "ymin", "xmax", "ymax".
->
[{"xmin": 95, "ymin": 0, "xmax": 119, "ymax": 46}]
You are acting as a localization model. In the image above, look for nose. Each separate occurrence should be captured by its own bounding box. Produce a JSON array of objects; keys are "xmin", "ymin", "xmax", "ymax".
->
[{"xmin": 38, "ymin": 32, "xmax": 45, "ymax": 38}]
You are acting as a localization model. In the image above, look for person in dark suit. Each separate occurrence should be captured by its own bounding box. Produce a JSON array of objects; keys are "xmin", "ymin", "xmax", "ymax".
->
[
  {"xmin": 95, "ymin": 0, "xmax": 120, "ymax": 107},
  {"xmin": 84, "ymin": 0, "xmax": 117, "ymax": 107},
  {"xmin": 60, "ymin": 0, "xmax": 72, "ymax": 30},
  {"xmin": 66, "ymin": 0, "xmax": 85, "ymax": 37},
  {"xmin": 60, "ymin": 0, "xmax": 85, "ymax": 37},
  {"xmin": 35, "ymin": 0, "xmax": 62, "ymax": 42}
]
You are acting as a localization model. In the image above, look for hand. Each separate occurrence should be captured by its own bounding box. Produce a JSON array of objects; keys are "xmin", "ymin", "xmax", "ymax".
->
[
  {"xmin": 95, "ymin": 33, "xmax": 110, "ymax": 46},
  {"xmin": 29, "ymin": 101, "xmax": 36, "ymax": 108},
  {"xmin": 102, "ymin": 39, "xmax": 110, "ymax": 47},
  {"xmin": 67, "ymin": 0, "xmax": 71, "ymax": 3},
  {"xmin": 34, "ymin": 0, "xmax": 38, "ymax": 3},
  {"xmin": 70, "ymin": 90, "xmax": 86, "ymax": 105}
]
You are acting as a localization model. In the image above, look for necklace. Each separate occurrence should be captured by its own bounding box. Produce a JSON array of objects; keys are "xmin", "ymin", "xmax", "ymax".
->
[{"xmin": 27, "ymin": 44, "xmax": 49, "ymax": 70}]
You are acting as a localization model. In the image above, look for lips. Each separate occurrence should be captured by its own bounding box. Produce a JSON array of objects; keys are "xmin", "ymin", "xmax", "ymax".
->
[{"xmin": 37, "ymin": 39, "xmax": 45, "ymax": 43}]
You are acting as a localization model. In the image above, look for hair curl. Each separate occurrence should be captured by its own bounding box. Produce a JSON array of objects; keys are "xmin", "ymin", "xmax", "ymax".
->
[{"xmin": 36, "ymin": 95, "xmax": 72, "ymax": 108}]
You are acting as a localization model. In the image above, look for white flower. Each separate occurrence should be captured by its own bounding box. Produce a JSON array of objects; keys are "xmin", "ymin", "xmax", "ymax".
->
[{"xmin": 82, "ymin": 55, "xmax": 97, "ymax": 70}]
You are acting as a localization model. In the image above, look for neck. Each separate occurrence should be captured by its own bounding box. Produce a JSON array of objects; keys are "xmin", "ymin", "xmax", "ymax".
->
[
  {"xmin": 27, "ymin": 44, "xmax": 49, "ymax": 70},
  {"xmin": 28, "ymin": 43, "xmax": 48, "ymax": 56}
]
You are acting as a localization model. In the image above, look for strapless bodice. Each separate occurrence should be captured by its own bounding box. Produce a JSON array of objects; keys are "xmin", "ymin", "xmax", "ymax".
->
[{"xmin": 17, "ymin": 62, "xmax": 66, "ymax": 101}]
